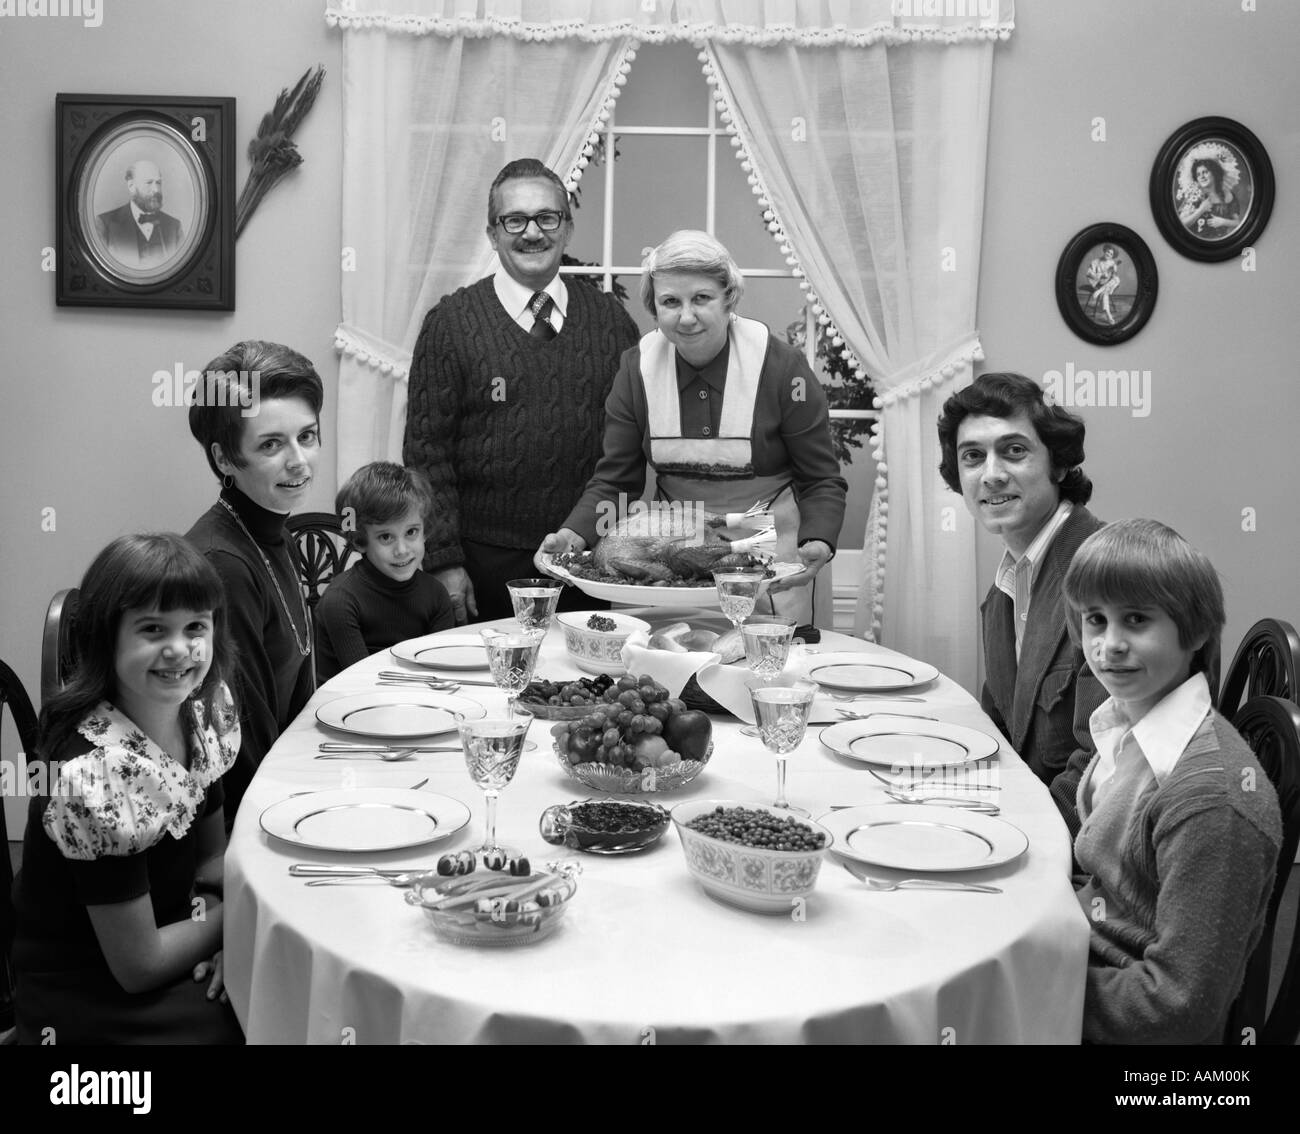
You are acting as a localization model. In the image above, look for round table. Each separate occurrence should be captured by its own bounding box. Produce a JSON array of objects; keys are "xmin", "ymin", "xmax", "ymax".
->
[{"xmin": 223, "ymin": 613, "xmax": 1089, "ymax": 1043}]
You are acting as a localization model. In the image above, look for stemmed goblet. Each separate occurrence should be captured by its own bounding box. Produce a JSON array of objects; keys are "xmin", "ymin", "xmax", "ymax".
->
[
  {"xmin": 481, "ymin": 627, "xmax": 544, "ymax": 718},
  {"xmin": 749, "ymin": 679, "xmax": 817, "ymax": 816},
  {"xmin": 739, "ymin": 616, "xmax": 798, "ymax": 737},
  {"xmin": 459, "ymin": 711, "xmax": 532, "ymax": 858},
  {"xmin": 505, "ymin": 577, "xmax": 563, "ymax": 633},
  {"xmin": 712, "ymin": 567, "xmax": 767, "ymax": 633}
]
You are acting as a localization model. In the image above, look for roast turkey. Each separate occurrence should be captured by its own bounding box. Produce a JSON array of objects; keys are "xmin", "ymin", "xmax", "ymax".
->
[{"xmin": 590, "ymin": 505, "xmax": 775, "ymax": 583}]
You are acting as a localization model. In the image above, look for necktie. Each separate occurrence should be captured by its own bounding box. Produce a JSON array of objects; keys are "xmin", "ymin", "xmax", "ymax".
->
[
  {"xmin": 138, "ymin": 212, "xmax": 161, "ymax": 225},
  {"xmin": 528, "ymin": 292, "xmax": 556, "ymax": 341}
]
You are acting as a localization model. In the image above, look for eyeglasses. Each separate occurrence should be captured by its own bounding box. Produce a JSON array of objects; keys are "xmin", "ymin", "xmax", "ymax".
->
[{"xmin": 494, "ymin": 211, "xmax": 567, "ymax": 235}]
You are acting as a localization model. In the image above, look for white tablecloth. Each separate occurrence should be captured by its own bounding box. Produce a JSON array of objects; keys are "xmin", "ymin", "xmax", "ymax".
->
[{"xmin": 223, "ymin": 616, "xmax": 1089, "ymax": 1044}]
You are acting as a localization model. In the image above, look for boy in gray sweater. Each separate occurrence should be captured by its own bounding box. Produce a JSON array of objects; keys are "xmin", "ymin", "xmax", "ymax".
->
[{"xmin": 1062, "ymin": 519, "xmax": 1281, "ymax": 1044}]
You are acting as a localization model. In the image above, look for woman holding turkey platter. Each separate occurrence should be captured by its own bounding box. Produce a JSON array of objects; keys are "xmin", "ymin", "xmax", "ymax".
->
[
  {"xmin": 186, "ymin": 340, "xmax": 323, "ymax": 827},
  {"xmin": 538, "ymin": 230, "xmax": 846, "ymax": 626}
]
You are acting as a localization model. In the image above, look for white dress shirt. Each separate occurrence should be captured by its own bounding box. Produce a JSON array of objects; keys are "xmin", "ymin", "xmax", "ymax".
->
[
  {"xmin": 993, "ymin": 499, "xmax": 1074, "ymax": 659},
  {"xmin": 1083, "ymin": 671, "xmax": 1213, "ymax": 812},
  {"xmin": 493, "ymin": 269, "xmax": 567, "ymax": 335}
]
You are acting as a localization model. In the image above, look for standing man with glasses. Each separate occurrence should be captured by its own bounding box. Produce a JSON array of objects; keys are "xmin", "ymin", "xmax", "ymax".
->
[{"xmin": 404, "ymin": 158, "xmax": 639, "ymax": 622}]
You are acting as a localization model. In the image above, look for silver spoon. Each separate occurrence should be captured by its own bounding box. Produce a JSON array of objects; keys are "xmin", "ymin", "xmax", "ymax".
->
[{"xmin": 842, "ymin": 862, "xmax": 1001, "ymax": 893}]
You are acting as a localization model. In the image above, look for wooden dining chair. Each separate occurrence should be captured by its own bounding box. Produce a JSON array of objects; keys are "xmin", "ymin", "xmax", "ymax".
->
[
  {"xmin": 0, "ymin": 659, "xmax": 39, "ymax": 1037},
  {"xmin": 1224, "ymin": 695, "xmax": 1300, "ymax": 1046},
  {"xmin": 286, "ymin": 512, "xmax": 357, "ymax": 612},
  {"xmin": 1219, "ymin": 618, "xmax": 1300, "ymax": 718},
  {"xmin": 40, "ymin": 587, "xmax": 79, "ymax": 703}
]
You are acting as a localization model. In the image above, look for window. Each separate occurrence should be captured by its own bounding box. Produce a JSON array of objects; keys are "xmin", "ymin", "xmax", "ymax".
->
[{"xmin": 564, "ymin": 43, "xmax": 876, "ymax": 549}]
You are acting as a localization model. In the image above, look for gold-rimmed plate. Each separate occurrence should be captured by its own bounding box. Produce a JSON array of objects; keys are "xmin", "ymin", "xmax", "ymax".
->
[
  {"xmin": 260, "ymin": 788, "xmax": 471, "ymax": 852},
  {"xmin": 316, "ymin": 690, "xmax": 485, "ymax": 739},
  {"xmin": 390, "ymin": 634, "xmax": 489, "ymax": 670},
  {"xmin": 820, "ymin": 804, "xmax": 1027, "ymax": 872},
  {"xmin": 818, "ymin": 717, "xmax": 999, "ymax": 769},
  {"xmin": 805, "ymin": 652, "xmax": 939, "ymax": 692}
]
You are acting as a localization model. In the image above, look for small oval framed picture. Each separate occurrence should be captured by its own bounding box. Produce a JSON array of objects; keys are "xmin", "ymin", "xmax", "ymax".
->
[
  {"xmin": 1149, "ymin": 117, "xmax": 1274, "ymax": 262},
  {"xmin": 1055, "ymin": 223, "xmax": 1158, "ymax": 346}
]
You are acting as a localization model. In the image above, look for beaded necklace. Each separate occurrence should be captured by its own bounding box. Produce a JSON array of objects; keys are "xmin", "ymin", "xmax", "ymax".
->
[{"xmin": 217, "ymin": 497, "xmax": 311, "ymax": 658}]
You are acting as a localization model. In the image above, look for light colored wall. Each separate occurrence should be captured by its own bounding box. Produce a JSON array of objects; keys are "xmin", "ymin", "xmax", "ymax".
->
[
  {"xmin": 976, "ymin": 0, "xmax": 1300, "ymax": 684},
  {"xmin": 1, "ymin": 0, "xmax": 343, "ymax": 837}
]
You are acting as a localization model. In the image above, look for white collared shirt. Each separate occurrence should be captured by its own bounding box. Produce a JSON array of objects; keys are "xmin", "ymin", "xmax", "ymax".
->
[
  {"xmin": 494, "ymin": 269, "xmax": 567, "ymax": 335},
  {"xmin": 1084, "ymin": 671, "xmax": 1212, "ymax": 812},
  {"xmin": 994, "ymin": 500, "xmax": 1073, "ymax": 659}
]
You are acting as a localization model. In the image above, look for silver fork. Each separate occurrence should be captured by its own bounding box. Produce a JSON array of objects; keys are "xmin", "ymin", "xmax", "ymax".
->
[
  {"xmin": 842, "ymin": 862, "xmax": 1001, "ymax": 893},
  {"xmin": 881, "ymin": 788, "xmax": 999, "ymax": 813}
]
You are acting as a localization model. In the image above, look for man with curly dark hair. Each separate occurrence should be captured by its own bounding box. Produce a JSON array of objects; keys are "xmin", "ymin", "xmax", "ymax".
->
[{"xmin": 937, "ymin": 373, "xmax": 1105, "ymax": 814}]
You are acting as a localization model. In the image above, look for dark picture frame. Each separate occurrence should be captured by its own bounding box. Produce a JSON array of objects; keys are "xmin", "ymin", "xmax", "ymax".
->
[
  {"xmin": 1149, "ymin": 116, "xmax": 1274, "ymax": 263},
  {"xmin": 56, "ymin": 94, "xmax": 235, "ymax": 309},
  {"xmin": 1055, "ymin": 223, "xmax": 1158, "ymax": 346}
]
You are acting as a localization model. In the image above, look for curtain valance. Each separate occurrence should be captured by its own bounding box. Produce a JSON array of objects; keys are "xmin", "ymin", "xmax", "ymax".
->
[{"xmin": 326, "ymin": 1, "xmax": 1013, "ymax": 45}]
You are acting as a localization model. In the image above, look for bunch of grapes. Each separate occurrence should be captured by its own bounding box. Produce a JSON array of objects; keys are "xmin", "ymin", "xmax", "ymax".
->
[{"xmin": 551, "ymin": 673, "xmax": 685, "ymax": 770}]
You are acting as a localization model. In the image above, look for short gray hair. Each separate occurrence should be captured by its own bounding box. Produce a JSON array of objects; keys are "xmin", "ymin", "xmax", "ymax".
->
[{"xmin": 639, "ymin": 230, "xmax": 744, "ymax": 317}]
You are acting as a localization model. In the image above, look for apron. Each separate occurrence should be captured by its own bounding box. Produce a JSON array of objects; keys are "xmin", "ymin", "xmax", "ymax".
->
[{"xmin": 640, "ymin": 316, "xmax": 830, "ymax": 627}]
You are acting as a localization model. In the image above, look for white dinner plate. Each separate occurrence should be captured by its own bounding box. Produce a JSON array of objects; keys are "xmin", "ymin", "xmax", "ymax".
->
[
  {"xmin": 390, "ymin": 634, "xmax": 489, "ymax": 670},
  {"xmin": 260, "ymin": 788, "xmax": 471, "ymax": 853},
  {"xmin": 821, "ymin": 804, "xmax": 1028, "ymax": 872},
  {"xmin": 316, "ymin": 690, "xmax": 486, "ymax": 738},
  {"xmin": 818, "ymin": 717, "xmax": 999, "ymax": 769},
  {"xmin": 805, "ymin": 652, "xmax": 939, "ymax": 692},
  {"xmin": 539, "ymin": 553, "xmax": 805, "ymax": 609}
]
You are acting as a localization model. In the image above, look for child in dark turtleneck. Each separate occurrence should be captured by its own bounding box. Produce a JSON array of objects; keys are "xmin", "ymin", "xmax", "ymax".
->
[{"xmin": 315, "ymin": 463, "xmax": 455, "ymax": 682}]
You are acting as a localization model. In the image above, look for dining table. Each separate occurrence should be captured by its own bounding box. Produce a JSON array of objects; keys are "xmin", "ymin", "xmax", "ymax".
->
[{"xmin": 222, "ymin": 608, "xmax": 1090, "ymax": 1044}]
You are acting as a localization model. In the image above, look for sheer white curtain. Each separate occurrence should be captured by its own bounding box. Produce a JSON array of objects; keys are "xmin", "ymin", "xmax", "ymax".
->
[
  {"xmin": 703, "ymin": 37, "xmax": 1000, "ymax": 691},
  {"xmin": 331, "ymin": 9, "xmax": 635, "ymax": 476}
]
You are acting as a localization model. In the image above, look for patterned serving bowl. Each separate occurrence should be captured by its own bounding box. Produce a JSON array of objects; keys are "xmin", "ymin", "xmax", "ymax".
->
[
  {"xmin": 404, "ymin": 862, "xmax": 580, "ymax": 947},
  {"xmin": 670, "ymin": 799, "xmax": 831, "ymax": 914},
  {"xmin": 555, "ymin": 611, "xmax": 652, "ymax": 675}
]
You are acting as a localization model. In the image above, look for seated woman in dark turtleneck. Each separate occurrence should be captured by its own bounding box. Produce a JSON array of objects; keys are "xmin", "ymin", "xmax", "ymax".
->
[
  {"xmin": 186, "ymin": 341, "xmax": 323, "ymax": 827},
  {"xmin": 314, "ymin": 461, "xmax": 455, "ymax": 682}
]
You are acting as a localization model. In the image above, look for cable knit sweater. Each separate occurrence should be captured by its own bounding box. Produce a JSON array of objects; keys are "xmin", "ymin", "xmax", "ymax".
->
[
  {"xmin": 403, "ymin": 276, "xmax": 639, "ymax": 569},
  {"xmin": 1073, "ymin": 710, "xmax": 1281, "ymax": 1044}
]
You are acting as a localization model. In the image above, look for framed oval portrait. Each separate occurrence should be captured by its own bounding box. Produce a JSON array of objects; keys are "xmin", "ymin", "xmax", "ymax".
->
[
  {"xmin": 57, "ymin": 94, "xmax": 235, "ymax": 309},
  {"xmin": 1055, "ymin": 223, "xmax": 1158, "ymax": 346},
  {"xmin": 1149, "ymin": 117, "xmax": 1274, "ymax": 263}
]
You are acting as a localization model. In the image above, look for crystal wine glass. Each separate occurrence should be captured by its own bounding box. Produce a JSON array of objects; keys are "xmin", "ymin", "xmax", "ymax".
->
[
  {"xmin": 505, "ymin": 577, "xmax": 563, "ymax": 633},
  {"xmin": 749, "ymin": 680, "xmax": 817, "ymax": 816},
  {"xmin": 460, "ymin": 711, "xmax": 532, "ymax": 858},
  {"xmin": 481, "ymin": 628, "xmax": 545, "ymax": 717},
  {"xmin": 738, "ymin": 616, "xmax": 798, "ymax": 737},
  {"xmin": 712, "ymin": 567, "xmax": 767, "ymax": 632}
]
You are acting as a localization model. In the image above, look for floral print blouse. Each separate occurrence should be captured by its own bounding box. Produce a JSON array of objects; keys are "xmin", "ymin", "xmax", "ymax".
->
[{"xmin": 42, "ymin": 683, "xmax": 240, "ymax": 861}]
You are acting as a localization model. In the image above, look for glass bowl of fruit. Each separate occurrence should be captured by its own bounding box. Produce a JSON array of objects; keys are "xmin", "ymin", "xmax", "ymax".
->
[
  {"xmin": 551, "ymin": 673, "xmax": 714, "ymax": 793},
  {"xmin": 555, "ymin": 611, "xmax": 652, "ymax": 675},
  {"xmin": 539, "ymin": 798, "xmax": 671, "ymax": 854},
  {"xmin": 670, "ymin": 800, "xmax": 832, "ymax": 914}
]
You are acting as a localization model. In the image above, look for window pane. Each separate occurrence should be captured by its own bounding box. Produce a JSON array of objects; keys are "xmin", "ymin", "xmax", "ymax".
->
[
  {"xmin": 612, "ymin": 135, "xmax": 709, "ymax": 265},
  {"xmin": 617, "ymin": 43, "xmax": 708, "ymax": 128}
]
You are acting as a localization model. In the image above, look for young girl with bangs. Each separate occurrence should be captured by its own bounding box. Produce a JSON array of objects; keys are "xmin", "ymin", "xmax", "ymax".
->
[
  {"xmin": 1062, "ymin": 519, "xmax": 1281, "ymax": 1044},
  {"xmin": 11, "ymin": 533, "xmax": 243, "ymax": 1044}
]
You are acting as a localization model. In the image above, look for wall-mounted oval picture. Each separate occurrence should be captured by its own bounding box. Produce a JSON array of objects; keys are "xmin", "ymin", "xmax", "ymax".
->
[
  {"xmin": 1055, "ymin": 223, "xmax": 1158, "ymax": 346},
  {"xmin": 77, "ymin": 116, "xmax": 209, "ymax": 284},
  {"xmin": 1150, "ymin": 117, "xmax": 1273, "ymax": 263}
]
